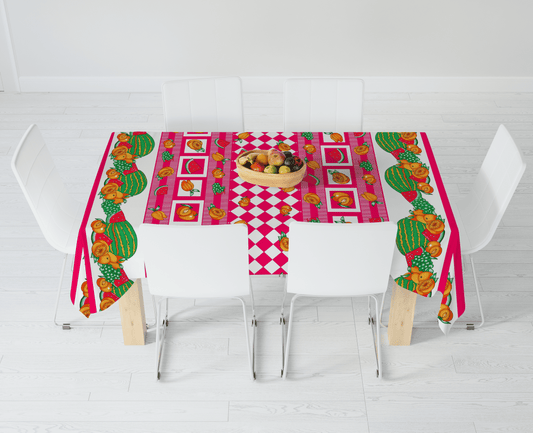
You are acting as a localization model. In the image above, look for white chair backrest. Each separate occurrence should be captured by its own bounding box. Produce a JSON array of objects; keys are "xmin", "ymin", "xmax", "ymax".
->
[
  {"xmin": 283, "ymin": 78, "xmax": 364, "ymax": 131},
  {"xmin": 461, "ymin": 125, "xmax": 527, "ymax": 252},
  {"xmin": 162, "ymin": 77, "xmax": 244, "ymax": 131},
  {"xmin": 287, "ymin": 222, "xmax": 397, "ymax": 297},
  {"xmin": 11, "ymin": 124, "xmax": 81, "ymax": 254},
  {"xmin": 138, "ymin": 224, "xmax": 250, "ymax": 298}
]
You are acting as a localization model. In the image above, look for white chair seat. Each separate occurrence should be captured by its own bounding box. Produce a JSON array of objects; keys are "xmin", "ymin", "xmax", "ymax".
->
[
  {"xmin": 448, "ymin": 125, "xmax": 526, "ymax": 329},
  {"xmin": 11, "ymin": 124, "xmax": 105, "ymax": 328},
  {"xmin": 281, "ymin": 222, "xmax": 397, "ymax": 379},
  {"xmin": 138, "ymin": 224, "xmax": 256, "ymax": 381}
]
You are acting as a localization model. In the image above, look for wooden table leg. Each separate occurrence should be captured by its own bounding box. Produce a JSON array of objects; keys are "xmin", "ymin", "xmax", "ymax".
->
[
  {"xmin": 388, "ymin": 282, "xmax": 417, "ymax": 346},
  {"xmin": 119, "ymin": 279, "xmax": 146, "ymax": 345}
]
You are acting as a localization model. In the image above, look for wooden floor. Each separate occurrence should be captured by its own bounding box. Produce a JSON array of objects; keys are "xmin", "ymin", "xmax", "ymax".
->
[{"xmin": 0, "ymin": 91, "xmax": 532, "ymax": 433}]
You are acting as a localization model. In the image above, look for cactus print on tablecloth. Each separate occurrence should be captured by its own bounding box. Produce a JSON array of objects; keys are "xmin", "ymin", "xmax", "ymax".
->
[
  {"xmin": 75, "ymin": 132, "xmax": 155, "ymax": 318},
  {"xmin": 374, "ymin": 132, "xmax": 465, "ymax": 333}
]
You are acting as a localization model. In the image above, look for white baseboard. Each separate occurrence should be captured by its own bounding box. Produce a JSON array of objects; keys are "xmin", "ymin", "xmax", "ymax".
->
[{"xmin": 17, "ymin": 76, "xmax": 533, "ymax": 93}]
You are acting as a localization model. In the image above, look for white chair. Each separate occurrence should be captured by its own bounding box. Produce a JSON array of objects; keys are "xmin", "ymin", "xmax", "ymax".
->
[
  {"xmin": 162, "ymin": 77, "xmax": 244, "ymax": 131},
  {"xmin": 138, "ymin": 224, "xmax": 256, "ymax": 381},
  {"xmin": 283, "ymin": 78, "xmax": 364, "ymax": 131},
  {"xmin": 12, "ymin": 125, "xmax": 156, "ymax": 330},
  {"xmin": 11, "ymin": 124, "xmax": 85, "ymax": 329},
  {"xmin": 281, "ymin": 222, "xmax": 397, "ymax": 379},
  {"xmin": 451, "ymin": 124, "xmax": 526, "ymax": 330}
]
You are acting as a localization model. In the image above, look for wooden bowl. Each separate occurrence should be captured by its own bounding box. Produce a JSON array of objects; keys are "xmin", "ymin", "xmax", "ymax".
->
[{"xmin": 236, "ymin": 149, "xmax": 307, "ymax": 188}]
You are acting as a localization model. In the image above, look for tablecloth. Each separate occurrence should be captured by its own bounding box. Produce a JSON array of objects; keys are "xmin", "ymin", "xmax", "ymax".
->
[{"xmin": 70, "ymin": 131, "xmax": 465, "ymax": 334}]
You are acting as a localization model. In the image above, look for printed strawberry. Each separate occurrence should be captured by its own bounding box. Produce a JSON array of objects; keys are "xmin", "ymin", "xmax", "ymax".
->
[
  {"xmin": 369, "ymin": 217, "xmax": 384, "ymax": 222},
  {"xmin": 400, "ymin": 190, "xmax": 419, "ymax": 203}
]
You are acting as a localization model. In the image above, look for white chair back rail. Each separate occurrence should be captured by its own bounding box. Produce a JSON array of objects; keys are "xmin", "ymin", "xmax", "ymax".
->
[
  {"xmin": 11, "ymin": 124, "xmax": 81, "ymax": 254},
  {"xmin": 286, "ymin": 221, "xmax": 397, "ymax": 297},
  {"xmin": 162, "ymin": 77, "xmax": 244, "ymax": 131},
  {"xmin": 283, "ymin": 78, "xmax": 364, "ymax": 132},
  {"xmin": 138, "ymin": 224, "xmax": 250, "ymax": 298},
  {"xmin": 458, "ymin": 124, "xmax": 527, "ymax": 254}
]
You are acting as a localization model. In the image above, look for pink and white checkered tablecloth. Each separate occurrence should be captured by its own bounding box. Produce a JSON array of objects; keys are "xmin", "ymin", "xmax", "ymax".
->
[{"xmin": 143, "ymin": 131, "xmax": 389, "ymax": 275}]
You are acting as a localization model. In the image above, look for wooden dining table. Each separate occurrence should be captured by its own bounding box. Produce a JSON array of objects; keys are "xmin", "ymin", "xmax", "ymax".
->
[{"xmin": 71, "ymin": 131, "xmax": 465, "ymax": 346}]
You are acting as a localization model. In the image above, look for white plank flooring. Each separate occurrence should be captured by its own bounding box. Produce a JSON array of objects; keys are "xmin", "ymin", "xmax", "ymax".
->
[{"xmin": 0, "ymin": 91, "xmax": 532, "ymax": 433}]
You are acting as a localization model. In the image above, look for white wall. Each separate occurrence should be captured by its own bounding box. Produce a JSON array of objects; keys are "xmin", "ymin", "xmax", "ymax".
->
[{"xmin": 2, "ymin": 0, "xmax": 533, "ymax": 92}]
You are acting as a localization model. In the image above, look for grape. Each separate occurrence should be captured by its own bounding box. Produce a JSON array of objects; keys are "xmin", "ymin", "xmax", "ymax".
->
[
  {"xmin": 359, "ymin": 161, "xmax": 373, "ymax": 172},
  {"xmin": 401, "ymin": 150, "xmax": 421, "ymax": 163},
  {"xmin": 212, "ymin": 182, "xmax": 225, "ymax": 195},
  {"xmin": 113, "ymin": 160, "xmax": 132, "ymax": 174},
  {"xmin": 161, "ymin": 151, "xmax": 174, "ymax": 162},
  {"xmin": 101, "ymin": 200, "xmax": 121, "ymax": 218},
  {"xmin": 302, "ymin": 132, "xmax": 313, "ymax": 140},
  {"xmin": 412, "ymin": 251, "xmax": 434, "ymax": 273},
  {"xmin": 99, "ymin": 264, "xmax": 121, "ymax": 282},
  {"xmin": 411, "ymin": 196, "xmax": 435, "ymax": 215}
]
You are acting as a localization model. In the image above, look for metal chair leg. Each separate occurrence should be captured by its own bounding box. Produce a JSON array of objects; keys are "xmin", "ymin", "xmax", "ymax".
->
[
  {"xmin": 280, "ymin": 278, "xmax": 288, "ymax": 377},
  {"xmin": 236, "ymin": 296, "xmax": 255, "ymax": 381},
  {"xmin": 368, "ymin": 294, "xmax": 382, "ymax": 379},
  {"xmin": 155, "ymin": 300, "xmax": 161, "ymax": 380},
  {"xmin": 379, "ymin": 289, "xmax": 388, "ymax": 328},
  {"xmin": 155, "ymin": 298, "xmax": 167, "ymax": 381},
  {"xmin": 282, "ymin": 294, "xmax": 300, "ymax": 380},
  {"xmin": 53, "ymin": 253, "xmax": 69, "ymax": 329},
  {"xmin": 466, "ymin": 255, "xmax": 485, "ymax": 330}
]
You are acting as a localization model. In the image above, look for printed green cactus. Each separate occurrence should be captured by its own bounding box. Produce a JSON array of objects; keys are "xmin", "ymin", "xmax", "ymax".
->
[
  {"xmin": 374, "ymin": 132, "xmax": 404, "ymax": 153},
  {"xmin": 384, "ymin": 166, "xmax": 417, "ymax": 193},
  {"xmin": 396, "ymin": 217, "xmax": 428, "ymax": 256}
]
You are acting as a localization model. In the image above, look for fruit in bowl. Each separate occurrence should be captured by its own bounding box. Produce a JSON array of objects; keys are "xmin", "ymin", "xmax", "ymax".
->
[
  {"xmin": 236, "ymin": 148, "xmax": 306, "ymax": 188},
  {"xmin": 250, "ymin": 162, "xmax": 265, "ymax": 172},
  {"xmin": 256, "ymin": 153, "xmax": 269, "ymax": 165},
  {"xmin": 268, "ymin": 149, "xmax": 286, "ymax": 166}
]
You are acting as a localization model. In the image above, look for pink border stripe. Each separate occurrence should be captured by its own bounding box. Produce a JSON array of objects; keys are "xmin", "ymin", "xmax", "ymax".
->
[
  {"xmin": 420, "ymin": 133, "xmax": 465, "ymax": 316},
  {"xmin": 453, "ymin": 246, "xmax": 465, "ymax": 315},
  {"xmin": 70, "ymin": 133, "xmax": 115, "ymax": 314}
]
